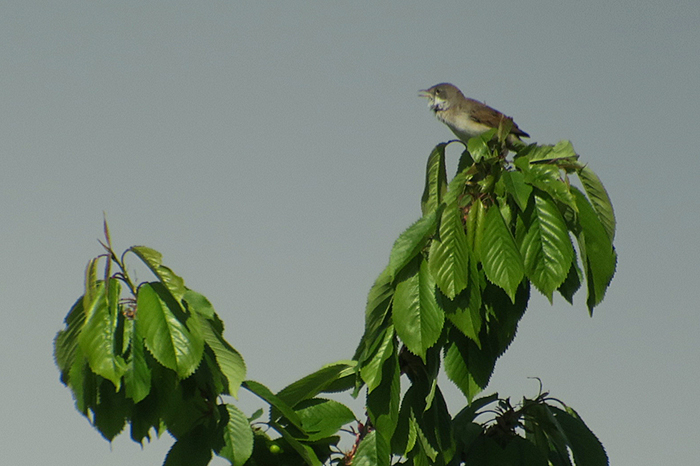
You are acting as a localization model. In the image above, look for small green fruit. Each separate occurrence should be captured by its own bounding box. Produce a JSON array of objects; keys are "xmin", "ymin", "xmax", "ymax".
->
[{"xmin": 269, "ymin": 444, "xmax": 282, "ymax": 455}]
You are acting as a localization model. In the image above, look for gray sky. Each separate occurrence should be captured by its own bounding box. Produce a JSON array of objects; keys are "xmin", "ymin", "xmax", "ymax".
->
[{"xmin": 2, "ymin": 1, "xmax": 699, "ymax": 465}]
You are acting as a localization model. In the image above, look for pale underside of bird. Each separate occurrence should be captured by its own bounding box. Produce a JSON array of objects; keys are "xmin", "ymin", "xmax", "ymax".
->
[{"xmin": 419, "ymin": 82, "xmax": 529, "ymax": 149}]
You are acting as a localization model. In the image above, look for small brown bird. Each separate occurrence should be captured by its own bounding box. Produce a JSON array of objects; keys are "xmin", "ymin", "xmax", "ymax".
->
[{"xmin": 419, "ymin": 83, "xmax": 529, "ymax": 149}]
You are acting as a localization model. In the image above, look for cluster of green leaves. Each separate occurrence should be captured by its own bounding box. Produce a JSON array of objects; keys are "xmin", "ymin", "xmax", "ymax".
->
[
  {"xmin": 451, "ymin": 390, "xmax": 607, "ymax": 466},
  {"xmin": 54, "ymin": 232, "xmax": 358, "ymax": 466},
  {"xmin": 54, "ymin": 131, "xmax": 615, "ymax": 466},
  {"xmin": 351, "ymin": 131, "xmax": 616, "ymax": 465}
]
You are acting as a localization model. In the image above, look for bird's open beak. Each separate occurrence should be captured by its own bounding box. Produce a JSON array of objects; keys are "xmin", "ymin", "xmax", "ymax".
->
[{"xmin": 418, "ymin": 89, "xmax": 431, "ymax": 99}]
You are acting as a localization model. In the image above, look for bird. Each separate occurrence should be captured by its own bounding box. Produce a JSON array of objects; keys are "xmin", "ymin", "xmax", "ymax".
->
[{"xmin": 419, "ymin": 83, "xmax": 529, "ymax": 150}]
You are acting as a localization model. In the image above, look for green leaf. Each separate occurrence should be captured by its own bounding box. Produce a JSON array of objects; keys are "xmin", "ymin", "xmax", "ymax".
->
[
  {"xmin": 78, "ymin": 280, "xmax": 126, "ymax": 389},
  {"xmin": 353, "ymin": 430, "xmax": 391, "ymax": 466},
  {"xmin": 552, "ymin": 406, "xmax": 609, "ymax": 466},
  {"xmin": 391, "ymin": 387, "xmax": 419, "ymax": 456},
  {"xmin": 269, "ymin": 422, "xmax": 321, "ymax": 466},
  {"xmin": 84, "ymin": 257, "xmax": 100, "ymax": 310},
  {"xmin": 394, "ymin": 258, "xmax": 444, "ymax": 360},
  {"xmin": 129, "ymin": 246, "xmax": 187, "ymax": 301},
  {"xmin": 578, "ymin": 166, "xmax": 615, "ymax": 242},
  {"xmin": 354, "ymin": 267, "xmax": 394, "ymax": 363},
  {"xmin": 441, "ymin": 282, "xmax": 482, "ymax": 347},
  {"xmin": 163, "ymin": 424, "xmax": 213, "ymax": 466},
  {"xmin": 519, "ymin": 191, "xmax": 574, "ymax": 300},
  {"xmin": 91, "ymin": 378, "xmax": 129, "ymax": 441},
  {"xmin": 419, "ymin": 385, "xmax": 454, "ymax": 463},
  {"xmin": 465, "ymin": 435, "xmax": 548, "ymax": 466},
  {"xmin": 129, "ymin": 389, "xmax": 163, "ymax": 444},
  {"xmin": 197, "ymin": 315, "xmax": 246, "ymax": 398},
  {"xmin": 217, "ymin": 404, "xmax": 254, "ymax": 466},
  {"xmin": 54, "ymin": 297, "xmax": 87, "ymax": 385},
  {"xmin": 124, "ymin": 322, "xmax": 151, "ymax": 403},
  {"xmin": 443, "ymin": 329, "xmax": 496, "ymax": 402},
  {"xmin": 242, "ymin": 380, "xmax": 304, "ymax": 430},
  {"xmin": 480, "ymin": 204, "xmax": 524, "ymax": 302},
  {"xmin": 421, "ymin": 143, "xmax": 448, "ymax": 215},
  {"xmin": 183, "ymin": 289, "xmax": 216, "ymax": 319},
  {"xmin": 429, "ymin": 201, "xmax": 470, "ymax": 299},
  {"xmin": 456, "ymin": 147, "xmax": 475, "ymax": 175},
  {"xmin": 557, "ymin": 255, "xmax": 583, "ymax": 304},
  {"xmin": 387, "ymin": 209, "xmax": 441, "ymax": 281},
  {"xmin": 524, "ymin": 164, "xmax": 577, "ymax": 213},
  {"xmin": 467, "ymin": 129, "xmax": 497, "ymax": 162},
  {"xmin": 466, "ymin": 198, "xmax": 485, "ymax": 262},
  {"xmin": 360, "ymin": 326, "xmax": 396, "ymax": 392},
  {"xmin": 68, "ymin": 347, "xmax": 96, "ymax": 415},
  {"xmin": 366, "ymin": 349, "xmax": 400, "ymax": 442},
  {"xmin": 277, "ymin": 361, "xmax": 356, "ymax": 407},
  {"xmin": 502, "ymin": 170, "xmax": 532, "ymax": 212},
  {"xmin": 523, "ymin": 403, "xmax": 573, "ymax": 465},
  {"xmin": 136, "ymin": 283, "xmax": 204, "ymax": 378},
  {"xmin": 572, "ymin": 188, "xmax": 617, "ymax": 313},
  {"xmin": 294, "ymin": 398, "xmax": 355, "ymax": 441}
]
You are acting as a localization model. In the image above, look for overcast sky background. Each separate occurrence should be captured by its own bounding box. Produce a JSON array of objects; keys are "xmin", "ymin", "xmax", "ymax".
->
[{"xmin": 2, "ymin": 1, "xmax": 699, "ymax": 465}]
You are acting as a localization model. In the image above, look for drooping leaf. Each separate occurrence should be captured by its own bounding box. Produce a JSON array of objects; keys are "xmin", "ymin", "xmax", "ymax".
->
[
  {"xmin": 578, "ymin": 166, "xmax": 615, "ymax": 242},
  {"xmin": 524, "ymin": 163, "xmax": 577, "ymax": 214},
  {"xmin": 552, "ymin": 406, "xmax": 609, "ymax": 466},
  {"xmin": 393, "ymin": 258, "xmax": 444, "ymax": 360},
  {"xmin": 480, "ymin": 204, "xmax": 524, "ymax": 302},
  {"xmin": 129, "ymin": 246, "xmax": 187, "ymax": 301},
  {"xmin": 129, "ymin": 389, "xmax": 163, "ymax": 444},
  {"xmin": 293, "ymin": 398, "xmax": 356, "ymax": 441},
  {"xmin": 520, "ymin": 139, "xmax": 578, "ymax": 164},
  {"xmin": 441, "ymin": 283, "xmax": 482, "ymax": 347},
  {"xmin": 136, "ymin": 282, "xmax": 204, "ymax": 378},
  {"xmin": 91, "ymin": 378, "xmax": 130, "ymax": 441},
  {"xmin": 217, "ymin": 404, "xmax": 254, "ymax": 466},
  {"xmin": 421, "ymin": 143, "xmax": 448, "ymax": 215},
  {"xmin": 557, "ymin": 255, "xmax": 583, "ymax": 304},
  {"xmin": 183, "ymin": 289, "xmax": 216, "ymax": 319},
  {"xmin": 429, "ymin": 200, "xmax": 470, "ymax": 299},
  {"xmin": 481, "ymin": 283, "xmax": 529, "ymax": 358},
  {"xmin": 197, "ymin": 315, "xmax": 246, "ymax": 398},
  {"xmin": 124, "ymin": 321, "xmax": 151, "ymax": 403},
  {"xmin": 242, "ymin": 380, "xmax": 303, "ymax": 430},
  {"xmin": 354, "ymin": 267, "xmax": 394, "ymax": 364},
  {"xmin": 276, "ymin": 361, "xmax": 357, "ymax": 407},
  {"xmin": 163, "ymin": 424, "xmax": 213, "ymax": 466},
  {"xmin": 360, "ymin": 326, "xmax": 396, "ymax": 392},
  {"xmin": 352, "ymin": 430, "xmax": 391, "ymax": 466},
  {"xmin": 502, "ymin": 170, "xmax": 532, "ymax": 212},
  {"xmin": 519, "ymin": 191, "xmax": 574, "ymax": 300},
  {"xmin": 84, "ymin": 257, "xmax": 100, "ymax": 310},
  {"xmin": 269, "ymin": 422, "xmax": 321, "ymax": 466},
  {"xmin": 466, "ymin": 197, "xmax": 485, "ymax": 262},
  {"xmin": 78, "ymin": 280, "xmax": 126, "ymax": 389},
  {"xmin": 467, "ymin": 129, "xmax": 496, "ymax": 162},
  {"xmin": 387, "ymin": 209, "xmax": 441, "ymax": 281},
  {"xmin": 68, "ymin": 346, "xmax": 97, "ymax": 415},
  {"xmin": 571, "ymin": 188, "xmax": 617, "ymax": 313},
  {"xmin": 523, "ymin": 403, "xmax": 573, "ymax": 465},
  {"xmin": 418, "ymin": 385, "xmax": 454, "ymax": 463},
  {"xmin": 464, "ymin": 435, "xmax": 548, "ymax": 466},
  {"xmin": 366, "ymin": 349, "xmax": 400, "ymax": 443},
  {"xmin": 54, "ymin": 296, "xmax": 87, "ymax": 385},
  {"xmin": 443, "ymin": 329, "xmax": 496, "ymax": 402}
]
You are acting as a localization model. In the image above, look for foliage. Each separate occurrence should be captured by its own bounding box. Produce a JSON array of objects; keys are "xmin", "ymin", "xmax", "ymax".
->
[{"xmin": 54, "ymin": 128, "xmax": 615, "ymax": 465}]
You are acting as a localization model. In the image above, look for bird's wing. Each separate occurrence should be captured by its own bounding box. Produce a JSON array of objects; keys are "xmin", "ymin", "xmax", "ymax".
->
[{"xmin": 467, "ymin": 99, "xmax": 530, "ymax": 138}]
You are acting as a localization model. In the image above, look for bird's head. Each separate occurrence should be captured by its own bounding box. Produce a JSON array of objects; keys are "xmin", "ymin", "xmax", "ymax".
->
[{"xmin": 419, "ymin": 83, "xmax": 462, "ymax": 112}]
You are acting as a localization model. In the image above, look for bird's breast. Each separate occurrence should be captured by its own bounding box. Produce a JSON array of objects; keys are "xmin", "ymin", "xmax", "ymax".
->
[{"xmin": 437, "ymin": 110, "xmax": 492, "ymax": 141}]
